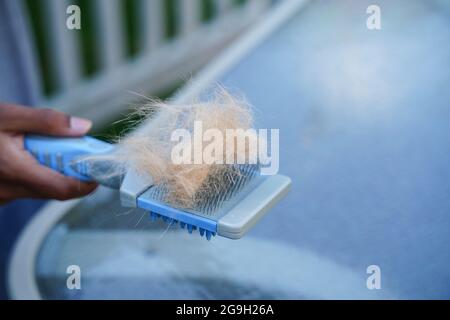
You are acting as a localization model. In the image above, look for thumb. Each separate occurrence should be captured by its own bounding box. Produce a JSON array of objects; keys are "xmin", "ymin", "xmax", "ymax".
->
[{"xmin": 0, "ymin": 104, "xmax": 92, "ymax": 136}]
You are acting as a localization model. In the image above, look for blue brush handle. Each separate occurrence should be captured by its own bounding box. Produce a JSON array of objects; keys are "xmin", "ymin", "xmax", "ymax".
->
[{"xmin": 24, "ymin": 135, "xmax": 114, "ymax": 182}]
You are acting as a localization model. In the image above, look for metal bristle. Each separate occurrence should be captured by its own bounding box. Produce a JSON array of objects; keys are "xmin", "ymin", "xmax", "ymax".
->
[{"xmin": 192, "ymin": 164, "xmax": 260, "ymax": 216}]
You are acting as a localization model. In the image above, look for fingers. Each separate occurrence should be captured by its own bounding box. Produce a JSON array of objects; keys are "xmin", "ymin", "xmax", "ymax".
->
[
  {"xmin": 0, "ymin": 158, "xmax": 98, "ymax": 203},
  {"xmin": 0, "ymin": 103, "xmax": 92, "ymax": 136},
  {"xmin": 0, "ymin": 182, "xmax": 36, "ymax": 204},
  {"xmin": 0, "ymin": 139, "xmax": 98, "ymax": 201},
  {"xmin": 0, "ymin": 104, "xmax": 98, "ymax": 203},
  {"xmin": 14, "ymin": 160, "xmax": 98, "ymax": 200}
]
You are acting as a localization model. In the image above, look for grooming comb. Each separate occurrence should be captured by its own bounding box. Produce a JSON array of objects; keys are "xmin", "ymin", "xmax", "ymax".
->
[{"xmin": 24, "ymin": 135, "xmax": 291, "ymax": 240}]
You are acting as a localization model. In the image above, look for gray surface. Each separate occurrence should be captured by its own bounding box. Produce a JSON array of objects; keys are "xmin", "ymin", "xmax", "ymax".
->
[
  {"xmin": 34, "ymin": 0, "xmax": 450, "ymax": 299},
  {"xmin": 218, "ymin": 0, "xmax": 450, "ymax": 298}
]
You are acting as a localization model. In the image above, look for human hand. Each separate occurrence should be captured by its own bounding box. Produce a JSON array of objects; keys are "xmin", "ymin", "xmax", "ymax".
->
[{"xmin": 0, "ymin": 103, "xmax": 98, "ymax": 204}]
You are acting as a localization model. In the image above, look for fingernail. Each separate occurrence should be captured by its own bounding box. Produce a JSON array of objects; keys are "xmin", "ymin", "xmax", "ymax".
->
[{"xmin": 70, "ymin": 117, "xmax": 92, "ymax": 133}]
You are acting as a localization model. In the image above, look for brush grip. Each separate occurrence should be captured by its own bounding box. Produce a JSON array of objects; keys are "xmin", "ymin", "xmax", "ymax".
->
[{"xmin": 24, "ymin": 135, "xmax": 114, "ymax": 181}]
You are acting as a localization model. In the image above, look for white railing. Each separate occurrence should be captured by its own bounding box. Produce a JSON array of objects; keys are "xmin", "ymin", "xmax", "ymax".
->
[{"xmin": 25, "ymin": 0, "xmax": 274, "ymax": 128}]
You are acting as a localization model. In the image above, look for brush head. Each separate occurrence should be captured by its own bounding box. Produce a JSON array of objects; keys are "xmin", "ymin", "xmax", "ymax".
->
[
  {"xmin": 136, "ymin": 164, "xmax": 272, "ymax": 240},
  {"xmin": 70, "ymin": 87, "xmax": 290, "ymax": 240},
  {"xmin": 137, "ymin": 168, "xmax": 291, "ymax": 240},
  {"xmin": 75, "ymin": 156, "xmax": 290, "ymax": 240}
]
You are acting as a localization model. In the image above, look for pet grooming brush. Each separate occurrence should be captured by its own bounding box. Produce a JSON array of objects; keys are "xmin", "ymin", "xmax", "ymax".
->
[{"xmin": 24, "ymin": 135, "xmax": 291, "ymax": 240}]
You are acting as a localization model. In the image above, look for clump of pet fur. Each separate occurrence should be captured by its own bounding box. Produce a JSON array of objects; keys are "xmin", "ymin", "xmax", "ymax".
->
[{"xmin": 112, "ymin": 87, "xmax": 255, "ymax": 209}]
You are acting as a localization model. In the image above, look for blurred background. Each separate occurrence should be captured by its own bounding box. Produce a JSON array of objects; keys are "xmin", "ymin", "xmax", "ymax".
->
[
  {"xmin": 24, "ymin": 0, "xmax": 276, "ymax": 137},
  {"xmin": 2, "ymin": 0, "xmax": 450, "ymax": 300}
]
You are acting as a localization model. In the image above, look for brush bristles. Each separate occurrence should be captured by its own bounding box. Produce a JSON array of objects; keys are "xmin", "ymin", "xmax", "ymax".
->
[{"xmin": 144, "ymin": 164, "xmax": 260, "ymax": 217}]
